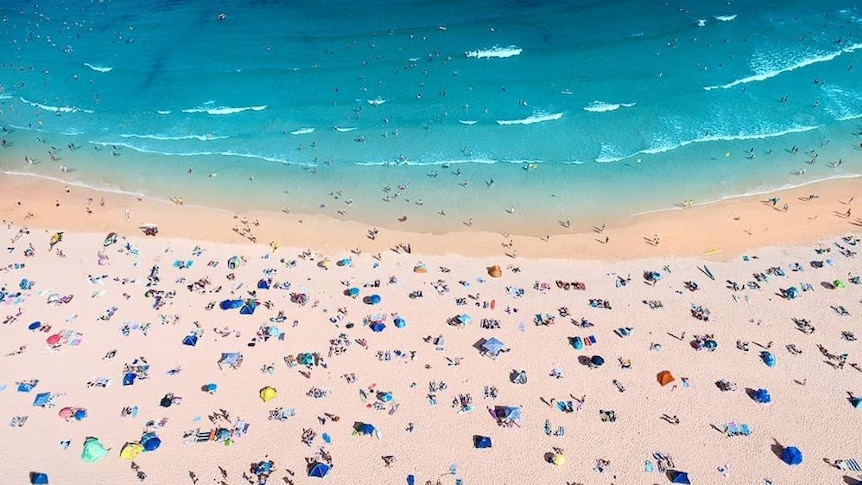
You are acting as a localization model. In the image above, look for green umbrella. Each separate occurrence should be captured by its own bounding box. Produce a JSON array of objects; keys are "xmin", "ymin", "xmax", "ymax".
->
[{"xmin": 81, "ymin": 437, "xmax": 109, "ymax": 463}]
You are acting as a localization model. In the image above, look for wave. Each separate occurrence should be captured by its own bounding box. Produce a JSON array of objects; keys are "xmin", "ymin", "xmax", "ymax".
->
[
  {"xmin": 0, "ymin": 94, "xmax": 11, "ymax": 100},
  {"xmin": 595, "ymin": 125, "xmax": 821, "ymax": 163},
  {"xmin": 88, "ymin": 141, "xmax": 314, "ymax": 167},
  {"xmin": 465, "ymin": 46, "xmax": 522, "ymax": 59},
  {"xmin": 1, "ymin": 170, "xmax": 147, "ymax": 198},
  {"xmin": 334, "ymin": 126, "xmax": 358, "ymax": 132},
  {"xmin": 367, "ymin": 98, "xmax": 386, "ymax": 106},
  {"xmin": 157, "ymin": 110, "xmax": 171, "ymax": 115},
  {"xmin": 290, "ymin": 128, "xmax": 315, "ymax": 135},
  {"xmin": 583, "ymin": 101, "xmax": 635, "ymax": 113},
  {"xmin": 119, "ymin": 133, "xmax": 228, "ymax": 142},
  {"xmin": 181, "ymin": 105, "xmax": 267, "ymax": 115},
  {"xmin": 704, "ymin": 43, "xmax": 862, "ymax": 90},
  {"xmin": 353, "ymin": 158, "xmax": 537, "ymax": 167},
  {"xmin": 19, "ymin": 97, "xmax": 93, "ymax": 114},
  {"xmin": 458, "ymin": 120, "xmax": 477, "ymax": 125},
  {"xmin": 714, "ymin": 15, "xmax": 737, "ymax": 21},
  {"xmin": 496, "ymin": 112, "xmax": 563, "ymax": 126},
  {"xmin": 84, "ymin": 63, "xmax": 113, "ymax": 73}
]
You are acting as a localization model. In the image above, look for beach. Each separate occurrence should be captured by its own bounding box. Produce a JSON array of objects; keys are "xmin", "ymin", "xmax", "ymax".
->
[{"xmin": 1, "ymin": 173, "xmax": 860, "ymax": 484}]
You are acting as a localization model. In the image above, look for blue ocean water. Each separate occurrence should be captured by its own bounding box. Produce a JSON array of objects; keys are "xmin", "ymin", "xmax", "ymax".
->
[{"xmin": 1, "ymin": 0, "xmax": 861, "ymax": 234}]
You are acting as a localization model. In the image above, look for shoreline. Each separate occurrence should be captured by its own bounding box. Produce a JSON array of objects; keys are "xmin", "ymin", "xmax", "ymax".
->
[{"xmin": 2, "ymin": 171, "xmax": 860, "ymax": 260}]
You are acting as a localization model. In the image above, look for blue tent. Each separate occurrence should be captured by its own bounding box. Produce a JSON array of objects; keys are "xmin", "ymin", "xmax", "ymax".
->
[
  {"xmin": 852, "ymin": 397, "xmax": 862, "ymax": 409},
  {"xmin": 781, "ymin": 446, "xmax": 803, "ymax": 466},
  {"xmin": 123, "ymin": 372, "xmax": 137, "ymax": 386},
  {"xmin": 239, "ymin": 300, "xmax": 258, "ymax": 315},
  {"xmin": 17, "ymin": 382, "xmax": 35, "ymax": 393},
  {"xmin": 393, "ymin": 317, "xmax": 405, "ymax": 328},
  {"xmin": 370, "ymin": 322, "xmax": 385, "ymax": 333},
  {"xmin": 761, "ymin": 351, "xmax": 776, "ymax": 367},
  {"xmin": 482, "ymin": 337, "xmax": 506, "ymax": 356},
  {"xmin": 257, "ymin": 279, "xmax": 270, "ymax": 289},
  {"xmin": 473, "ymin": 435, "xmax": 492, "ymax": 449},
  {"xmin": 668, "ymin": 470, "xmax": 691, "ymax": 484},
  {"xmin": 141, "ymin": 433, "xmax": 161, "ymax": 452},
  {"xmin": 29, "ymin": 472, "xmax": 49, "ymax": 484},
  {"xmin": 182, "ymin": 334, "xmax": 198, "ymax": 347},
  {"xmin": 753, "ymin": 388, "xmax": 771, "ymax": 404},
  {"xmin": 346, "ymin": 287, "xmax": 360, "ymax": 297},
  {"xmin": 364, "ymin": 294, "xmax": 381, "ymax": 305},
  {"xmin": 219, "ymin": 299, "xmax": 243, "ymax": 310},
  {"xmin": 308, "ymin": 462, "xmax": 331, "ymax": 478},
  {"xmin": 590, "ymin": 355, "xmax": 605, "ymax": 367},
  {"xmin": 32, "ymin": 392, "xmax": 51, "ymax": 407}
]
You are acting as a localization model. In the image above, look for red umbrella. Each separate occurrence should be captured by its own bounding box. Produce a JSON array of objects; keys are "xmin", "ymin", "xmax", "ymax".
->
[
  {"xmin": 46, "ymin": 334, "xmax": 62, "ymax": 345},
  {"xmin": 58, "ymin": 407, "xmax": 74, "ymax": 420}
]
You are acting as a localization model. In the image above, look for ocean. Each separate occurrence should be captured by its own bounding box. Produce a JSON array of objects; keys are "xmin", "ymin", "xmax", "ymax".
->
[{"xmin": 1, "ymin": 0, "xmax": 861, "ymax": 234}]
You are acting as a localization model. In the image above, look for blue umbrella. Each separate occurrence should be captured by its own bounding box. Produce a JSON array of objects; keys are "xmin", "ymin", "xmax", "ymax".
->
[
  {"xmin": 346, "ymin": 287, "xmax": 360, "ymax": 297},
  {"xmin": 74, "ymin": 409, "xmax": 87, "ymax": 421},
  {"xmin": 203, "ymin": 383, "xmax": 218, "ymax": 393},
  {"xmin": 32, "ymin": 392, "xmax": 51, "ymax": 407},
  {"xmin": 370, "ymin": 322, "xmax": 385, "ymax": 332},
  {"xmin": 182, "ymin": 334, "xmax": 198, "ymax": 347},
  {"xmin": 761, "ymin": 351, "xmax": 776, "ymax": 367},
  {"xmin": 123, "ymin": 372, "xmax": 137, "ymax": 386},
  {"xmin": 781, "ymin": 446, "xmax": 803, "ymax": 466},
  {"xmin": 308, "ymin": 462, "xmax": 330, "ymax": 478},
  {"xmin": 393, "ymin": 317, "xmax": 405, "ymax": 328},
  {"xmin": 851, "ymin": 397, "xmax": 862, "ymax": 409},
  {"xmin": 590, "ymin": 355, "xmax": 605, "ymax": 367},
  {"xmin": 377, "ymin": 391, "xmax": 393, "ymax": 402},
  {"xmin": 482, "ymin": 337, "xmax": 506, "ymax": 356},
  {"xmin": 28, "ymin": 321, "xmax": 42, "ymax": 331},
  {"xmin": 257, "ymin": 279, "xmax": 270, "ymax": 289},
  {"xmin": 29, "ymin": 472, "xmax": 49, "ymax": 484},
  {"xmin": 141, "ymin": 433, "xmax": 161, "ymax": 452},
  {"xmin": 753, "ymin": 388, "xmax": 771, "ymax": 404},
  {"xmin": 364, "ymin": 294, "xmax": 381, "ymax": 305},
  {"xmin": 17, "ymin": 382, "xmax": 35, "ymax": 393}
]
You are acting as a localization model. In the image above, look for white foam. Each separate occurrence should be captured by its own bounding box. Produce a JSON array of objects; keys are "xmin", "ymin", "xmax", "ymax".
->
[
  {"xmin": 181, "ymin": 105, "xmax": 267, "ymax": 115},
  {"xmin": 496, "ymin": 112, "xmax": 563, "ymax": 126},
  {"xmin": 367, "ymin": 98, "xmax": 386, "ymax": 106},
  {"xmin": 465, "ymin": 46, "xmax": 522, "ymax": 59},
  {"xmin": 84, "ymin": 63, "xmax": 113, "ymax": 73},
  {"xmin": 697, "ymin": 19, "xmax": 707, "ymax": 27},
  {"xmin": 714, "ymin": 15, "xmax": 737, "ymax": 21},
  {"xmin": 88, "ymin": 141, "xmax": 314, "ymax": 166},
  {"xmin": 458, "ymin": 120, "xmax": 477, "ymax": 125},
  {"xmin": 353, "ymin": 158, "xmax": 528, "ymax": 167},
  {"xmin": 0, "ymin": 94, "xmax": 11, "ymax": 100},
  {"xmin": 290, "ymin": 128, "xmax": 315, "ymax": 135},
  {"xmin": 334, "ymin": 126, "xmax": 358, "ymax": 132},
  {"xmin": 583, "ymin": 101, "xmax": 635, "ymax": 113},
  {"xmin": 19, "ymin": 97, "xmax": 93, "ymax": 114},
  {"xmin": 119, "ymin": 133, "xmax": 228, "ymax": 142},
  {"xmin": 705, "ymin": 43, "xmax": 862, "ymax": 90},
  {"xmin": 157, "ymin": 110, "xmax": 171, "ymax": 115},
  {"xmin": 1, "ymin": 171, "xmax": 147, "ymax": 198}
]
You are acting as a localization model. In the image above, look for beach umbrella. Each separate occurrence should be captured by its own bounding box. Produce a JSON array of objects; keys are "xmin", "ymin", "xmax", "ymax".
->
[
  {"xmin": 657, "ymin": 371, "xmax": 675, "ymax": 386},
  {"xmin": 123, "ymin": 372, "xmax": 137, "ymax": 386},
  {"xmin": 33, "ymin": 392, "xmax": 51, "ymax": 407},
  {"xmin": 28, "ymin": 321, "xmax": 42, "ymax": 331},
  {"xmin": 239, "ymin": 300, "xmax": 258, "ymax": 315},
  {"xmin": 141, "ymin": 433, "xmax": 161, "ymax": 452},
  {"xmin": 833, "ymin": 280, "xmax": 845, "ymax": 289},
  {"xmin": 413, "ymin": 264, "xmax": 427, "ymax": 274},
  {"xmin": 203, "ymin": 383, "xmax": 218, "ymax": 393},
  {"xmin": 219, "ymin": 299, "xmax": 243, "ymax": 310},
  {"xmin": 215, "ymin": 428, "xmax": 231, "ymax": 442},
  {"xmin": 785, "ymin": 287, "xmax": 799, "ymax": 299},
  {"xmin": 227, "ymin": 256, "xmax": 242, "ymax": 269},
  {"xmin": 590, "ymin": 355, "xmax": 605, "ymax": 367},
  {"xmin": 160, "ymin": 395, "xmax": 174, "ymax": 408},
  {"xmin": 457, "ymin": 314, "xmax": 472, "ymax": 325},
  {"xmin": 20, "ymin": 278, "xmax": 33, "ymax": 290},
  {"xmin": 703, "ymin": 340, "xmax": 718, "ymax": 350},
  {"xmin": 81, "ymin": 437, "xmax": 108, "ymax": 463},
  {"xmin": 551, "ymin": 453, "xmax": 566, "ymax": 466},
  {"xmin": 49, "ymin": 232, "xmax": 63, "ymax": 250},
  {"xmin": 74, "ymin": 408, "xmax": 87, "ymax": 421},
  {"xmin": 482, "ymin": 337, "xmax": 506, "ymax": 356},
  {"xmin": 393, "ymin": 317, "xmax": 406, "ymax": 328},
  {"xmin": 58, "ymin": 407, "xmax": 75, "ymax": 420},
  {"xmin": 370, "ymin": 322, "xmax": 386, "ymax": 332},
  {"xmin": 182, "ymin": 334, "xmax": 198, "ymax": 347},
  {"xmin": 353, "ymin": 422, "xmax": 376, "ymax": 436},
  {"xmin": 46, "ymin": 334, "xmax": 62, "ymax": 346},
  {"xmin": 487, "ymin": 265, "xmax": 502, "ymax": 278},
  {"xmin": 668, "ymin": 470, "xmax": 691, "ymax": 484},
  {"xmin": 346, "ymin": 287, "xmax": 360, "ymax": 297},
  {"xmin": 259, "ymin": 386, "xmax": 277, "ymax": 402},
  {"xmin": 29, "ymin": 472, "xmax": 49, "ymax": 484},
  {"xmin": 364, "ymin": 294, "xmax": 382, "ymax": 305},
  {"xmin": 298, "ymin": 353, "xmax": 315, "ymax": 366},
  {"xmin": 377, "ymin": 391, "xmax": 393, "ymax": 402},
  {"xmin": 473, "ymin": 435, "xmax": 492, "ymax": 449},
  {"xmin": 571, "ymin": 337, "xmax": 583, "ymax": 350},
  {"xmin": 308, "ymin": 462, "xmax": 331, "ymax": 478},
  {"xmin": 257, "ymin": 279, "xmax": 270, "ymax": 289},
  {"xmin": 851, "ymin": 397, "xmax": 862, "ymax": 409},
  {"xmin": 17, "ymin": 382, "xmax": 35, "ymax": 393},
  {"xmin": 120, "ymin": 442, "xmax": 143, "ymax": 460},
  {"xmin": 781, "ymin": 446, "xmax": 803, "ymax": 466},
  {"xmin": 761, "ymin": 351, "xmax": 776, "ymax": 367},
  {"xmin": 337, "ymin": 257, "xmax": 351, "ymax": 267},
  {"xmin": 753, "ymin": 388, "xmax": 771, "ymax": 404}
]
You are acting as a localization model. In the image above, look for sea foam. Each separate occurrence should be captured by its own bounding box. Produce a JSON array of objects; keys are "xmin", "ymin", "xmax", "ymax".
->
[
  {"xmin": 181, "ymin": 105, "xmax": 267, "ymax": 115},
  {"xmin": 119, "ymin": 133, "xmax": 228, "ymax": 141},
  {"xmin": 496, "ymin": 112, "xmax": 563, "ymax": 125},
  {"xmin": 84, "ymin": 63, "xmax": 113, "ymax": 72},
  {"xmin": 714, "ymin": 15, "xmax": 737, "ymax": 21},
  {"xmin": 583, "ymin": 101, "xmax": 636, "ymax": 113},
  {"xmin": 290, "ymin": 128, "xmax": 315, "ymax": 135},
  {"xmin": 19, "ymin": 97, "xmax": 93, "ymax": 114},
  {"xmin": 465, "ymin": 46, "xmax": 522, "ymax": 59}
]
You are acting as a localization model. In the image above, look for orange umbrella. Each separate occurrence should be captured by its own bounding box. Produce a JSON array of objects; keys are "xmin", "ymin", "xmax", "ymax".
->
[{"xmin": 46, "ymin": 334, "xmax": 62, "ymax": 346}]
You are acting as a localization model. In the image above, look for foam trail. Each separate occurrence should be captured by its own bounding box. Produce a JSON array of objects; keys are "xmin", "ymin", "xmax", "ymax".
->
[
  {"xmin": 367, "ymin": 98, "xmax": 386, "ymax": 106},
  {"xmin": 88, "ymin": 141, "xmax": 314, "ymax": 166},
  {"xmin": 119, "ymin": 133, "xmax": 228, "ymax": 141},
  {"xmin": 84, "ymin": 63, "xmax": 113, "ymax": 72},
  {"xmin": 19, "ymin": 97, "xmax": 93, "ymax": 114},
  {"xmin": 705, "ymin": 43, "xmax": 862, "ymax": 90},
  {"xmin": 157, "ymin": 110, "xmax": 171, "ymax": 115},
  {"xmin": 181, "ymin": 105, "xmax": 267, "ymax": 115},
  {"xmin": 714, "ymin": 15, "xmax": 737, "ymax": 21},
  {"xmin": 334, "ymin": 126, "xmax": 358, "ymax": 132},
  {"xmin": 583, "ymin": 101, "xmax": 636, "ymax": 113},
  {"xmin": 465, "ymin": 46, "xmax": 522, "ymax": 59},
  {"xmin": 496, "ymin": 112, "xmax": 563, "ymax": 126},
  {"xmin": 458, "ymin": 120, "xmax": 477, "ymax": 125},
  {"xmin": 290, "ymin": 128, "xmax": 315, "ymax": 135}
]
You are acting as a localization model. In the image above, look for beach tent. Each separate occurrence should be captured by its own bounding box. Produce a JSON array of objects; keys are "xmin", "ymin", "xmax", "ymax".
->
[
  {"xmin": 753, "ymin": 388, "xmax": 771, "ymax": 404},
  {"xmin": 141, "ymin": 433, "xmax": 161, "ymax": 452},
  {"xmin": 17, "ymin": 382, "xmax": 35, "ymax": 393},
  {"xmin": 239, "ymin": 299, "xmax": 258, "ymax": 315},
  {"xmin": 298, "ymin": 353, "xmax": 315, "ymax": 366},
  {"xmin": 227, "ymin": 256, "xmax": 242, "ymax": 269},
  {"xmin": 657, "ymin": 371, "xmax": 675, "ymax": 386},
  {"xmin": 833, "ymin": 279, "xmax": 845, "ymax": 289},
  {"xmin": 413, "ymin": 264, "xmax": 427, "ymax": 274},
  {"xmin": 482, "ymin": 337, "xmax": 506, "ymax": 357},
  {"xmin": 29, "ymin": 472, "xmax": 49, "ymax": 484},
  {"xmin": 217, "ymin": 352, "xmax": 243, "ymax": 370},
  {"xmin": 511, "ymin": 370, "xmax": 527, "ymax": 384},
  {"xmin": 259, "ymin": 386, "xmax": 277, "ymax": 402},
  {"xmin": 182, "ymin": 334, "xmax": 198, "ymax": 347},
  {"xmin": 123, "ymin": 372, "xmax": 137, "ymax": 386},
  {"xmin": 781, "ymin": 446, "xmax": 803, "ymax": 466},
  {"xmin": 58, "ymin": 407, "xmax": 74, "ymax": 420},
  {"xmin": 668, "ymin": 470, "xmax": 691, "ymax": 484},
  {"xmin": 81, "ymin": 437, "xmax": 108, "ymax": 463},
  {"xmin": 257, "ymin": 279, "xmax": 270, "ymax": 289},
  {"xmin": 487, "ymin": 265, "xmax": 502, "ymax": 278},
  {"xmin": 473, "ymin": 435, "xmax": 492, "ymax": 449},
  {"xmin": 761, "ymin": 351, "xmax": 776, "ymax": 367},
  {"xmin": 33, "ymin": 392, "xmax": 52, "ymax": 407},
  {"xmin": 352, "ymin": 422, "xmax": 377, "ymax": 436},
  {"xmin": 120, "ymin": 442, "xmax": 144, "ymax": 460},
  {"xmin": 370, "ymin": 322, "xmax": 386, "ymax": 332},
  {"xmin": 364, "ymin": 294, "xmax": 382, "ymax": 305},
  {"xmin": 590, "ymin": 355, "xmax": 605, "ymax": 367},
  {"xmin": 393, "ymin": 317, "xmax": 406, "ymax": 328},
  {"xmin": 308, "ymin": 462, "xmax": 331, "ymax": 478},
  {"xmin": 219, "ymin": 299, "xmax": 243, "ymax": 310},
  {"xmin": 851, "ymin": 397, "xmax": 862, "ymax": 409},
  {"xmin": 785, "ymin": 287, "xmax": 799, "ymax": 299}
]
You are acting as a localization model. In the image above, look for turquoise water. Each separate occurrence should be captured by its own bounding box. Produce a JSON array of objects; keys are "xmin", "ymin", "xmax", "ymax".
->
[{"xmin": 1, "ymin": 0, "xmax": 861, "ymax": 234}]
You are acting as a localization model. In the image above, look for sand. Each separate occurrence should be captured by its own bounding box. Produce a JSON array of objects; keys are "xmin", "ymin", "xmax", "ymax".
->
[{"xmin": 0, "ymin": 172, "xmax": 861, "ymax": 485}]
